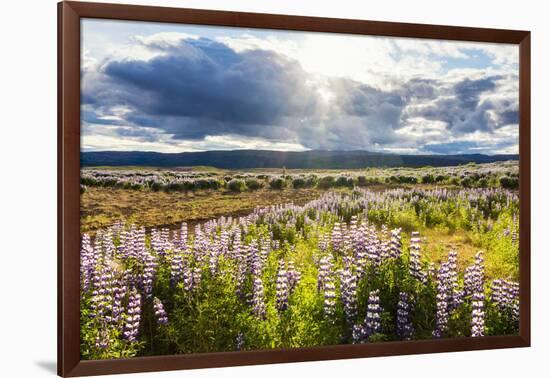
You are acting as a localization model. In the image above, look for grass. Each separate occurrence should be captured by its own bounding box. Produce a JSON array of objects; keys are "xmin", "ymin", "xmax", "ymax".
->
[{"xmin": 80, "ymin": 187, "xmax": 323, "ymax": 233}]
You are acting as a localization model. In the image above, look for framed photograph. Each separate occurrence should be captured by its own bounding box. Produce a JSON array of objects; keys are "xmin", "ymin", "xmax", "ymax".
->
[{"xmin": 58, "ymin": 1, "xmax": 530, "ymax": 376}]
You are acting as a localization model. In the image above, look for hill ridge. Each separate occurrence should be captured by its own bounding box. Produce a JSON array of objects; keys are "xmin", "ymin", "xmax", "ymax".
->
[{"xmin": 81, "ymin": 150, "xmax": 518, "ymax": 169}]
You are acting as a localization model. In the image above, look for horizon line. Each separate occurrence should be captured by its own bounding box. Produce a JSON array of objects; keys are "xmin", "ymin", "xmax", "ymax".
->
[{"xmin": 80, "ymin": 149, "xmax": 519, "ymax": 157}]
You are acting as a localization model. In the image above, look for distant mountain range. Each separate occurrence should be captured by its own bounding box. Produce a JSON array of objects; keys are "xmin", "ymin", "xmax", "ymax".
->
[{"xmin": 81, "ymin": 150, "xmax": 518, "ymax": 169}]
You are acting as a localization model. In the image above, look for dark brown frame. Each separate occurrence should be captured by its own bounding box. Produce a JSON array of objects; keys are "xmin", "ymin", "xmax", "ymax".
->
[{"xmin": 58, "ymin": 1, "xmax": 531, "ymax": 376}]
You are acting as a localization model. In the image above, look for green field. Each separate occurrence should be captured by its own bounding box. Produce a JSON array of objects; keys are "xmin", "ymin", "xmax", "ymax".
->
[{"xmin": 80, "ymin": 162, "xmax": 520, "ymax": 359}]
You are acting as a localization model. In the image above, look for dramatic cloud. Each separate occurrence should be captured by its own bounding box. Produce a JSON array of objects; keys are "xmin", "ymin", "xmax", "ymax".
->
[
  {"xmin": 81, "ymin": 21, "xmax": 519, "ymax": 155},
  {"xmin": 406, "ymin": 75, "xmax": 518, "ymax": 135}
]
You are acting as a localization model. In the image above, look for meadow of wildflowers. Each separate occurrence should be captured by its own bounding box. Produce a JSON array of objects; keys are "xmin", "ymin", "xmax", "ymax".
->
[{"xmin": 80, "ymin": 187, "xmax": 520, "ymax": 359}]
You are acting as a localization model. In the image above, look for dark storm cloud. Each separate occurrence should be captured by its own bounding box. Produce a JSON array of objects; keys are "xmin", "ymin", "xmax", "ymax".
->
[
  {"xmin": 408, "ymin": 75, "xmax": 518, "ymax": 134},
  {"xmin": 82, "ymin": 35, "xmax": 518, "ymax": 153},
  {"xmin": 498, "ymin": 110, "xmax": 519, "ymax": 127},
  {"xmin": 113, "ymin": 127, "xmax": 160, "ymax": 142},
  {"xmin": 423, "ymin": 139, "xmax": 517, "ymax": 155},
  {"xmin": 87, "ymin": 38, "xmax": 318, "ymax": 140},
  {"xmin": 454, "ymin": 77, "xmax": 498, "ymax": 110}
]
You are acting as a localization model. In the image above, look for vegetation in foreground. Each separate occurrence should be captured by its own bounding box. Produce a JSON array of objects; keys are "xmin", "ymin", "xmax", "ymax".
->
[{"xmin": 81, "ymin": 187, "xmax": 519, "ymax": 359}]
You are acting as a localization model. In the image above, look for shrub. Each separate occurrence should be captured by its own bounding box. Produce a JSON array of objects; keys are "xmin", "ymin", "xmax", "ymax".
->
[
  {"xmin": 449, "ymin": 177, "xmax": 461, "ymax": 186},
  {"xmin": 499, "ymin": 176, "xmax": 519, "ymax": 189},
  {"xmin": 202, "ymin": 179, "xmax": 221, "ymax": 190},
  {"xmin": 150, "ymin": 181, "xmax": 162, "ymax": 191},
  {"xmin": 269, "ymin": 177, "xmax": 286, "ymax": 190},
  {"xmin": 461, "ymin": 177, "xmax": 473, "ymax": 188},
  {"xmin": 228, "ymin": 179, "xmax": 246, "ymax": 192},
  {"xmin": 317, "ymin": 176, "xmax": 335, "ymax": 189},
  {"xmin": 336, "ymin": 176, "xmax": 354, "ymax": 187},
  {"xmin": 245, "ymin": 178, "xmax": 263, "ymax": 191},
  {"xmin": 421, "ymin": 174, "xmax": 435, "ymax": 184},
  {"xmin": 305, "ymin": 175, "xmax": 318, "ymax": 187},
  {"xmin": 292, "ymin": 177, "xmax": 307, "ymax": 189},
  {"xmin": 401, "ymin": 176, "xmax": 418, "ymax": 184},
  {"xmin": 477, "ymin": 178, "xmax": 489, "ymax": 188},
  {"xmin": 165, "ymin": 182, "xmax": 185, "ymax": 192}
]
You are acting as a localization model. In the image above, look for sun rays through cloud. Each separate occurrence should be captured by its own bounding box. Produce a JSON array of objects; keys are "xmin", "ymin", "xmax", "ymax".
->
[{"xmin": 81, "ymin": 19, "xmax": 519, "ymax": 155}]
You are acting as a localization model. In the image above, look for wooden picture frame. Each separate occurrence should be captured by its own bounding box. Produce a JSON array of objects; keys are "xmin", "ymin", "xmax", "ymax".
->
[{"xmin": 58, "ymin": 1, "xmax": 530, "ymax": 376}]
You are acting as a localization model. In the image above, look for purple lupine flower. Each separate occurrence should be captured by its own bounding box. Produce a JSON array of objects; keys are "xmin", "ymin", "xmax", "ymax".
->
[
  {"xmin": 433, "ymin": 260, "xmax": 451, "ymax": 338},
  {"xmin": 170, "ymin": 251, "xmax": 184, "ymax": 287},
  {"xmin": 365, "ymin": 224, "xmax": 382, "ymax": 267},
  {"xmin": 491, "ymin": 278, "xmax": 519, "ymax": 329},
  {"xmin": 352, "ymin": 324, "xmax": 366, "ymax": 344},
  {"xmin": 331, "ymin": 222, "xmax": 344, "ymax": 252},
  {"xmin": 471, "ymin": 290, "xmax": 485, "ymax": 337},
  {"xmin": 397, "ymin": 292, "xmax": 414, "ymax": 340},
  {"xmin": 409, "ymin": 232, "xmax": 427, "ymax": 283},
  {"xmin": 339, "ymin": 267, "xmax": 357, "ymax": 324},
  {"xmin": 153, "ymin": 297, "xmax": 168, "ymax": 325},
  {"xmin": 111, "ymin": 278, "xmax": 127, "ymax": 325},
  {"xmin": 353, "ymin": 290, "xmax": 383, "ymax": 343},
  {"xmin": 236, "ymin": 332, "xmax": 245, "ymax": 351},
  {"xmin": 317, "ymin": 255, "xmax": 336, "ymax": 317},
  {"xmin": 141, "ymin": 251, "xmax": 157, "ymax": 299},
  {"xmin": 259, "ymin": 236, "xmax": 271, "ymax": 266},
  {"xmin": 353, "ymin": 225, "xmax": 368, "ymax": 278},
  {"xmin": 286, "ymin": 260, "xmax": 301, "ymax": 293},
  {"xmin": 248, "ymin": 240, "xmax": 263, "ymax": 276},
  {"xmin": 90, "ymin": 263, "xmax": 114, "ymax": 321},
  {"xmin": 191, "ymin": 267, "xmax": 202, "ymax": 291},
  {"xmin": 251, "ymin": 275, "xmax": 266, "ymax": 320},
  {"xmin": 465, "ymin": 251, "xmax": 485, "ymax": 337},
  {"xmin": 317, "ymin": 255, "xmax": 333, "ymax": 292},
  {"xmin": 490, "ymin": 279, "xmax": 503, "ymax": 305},
  {"xmin": 118, "ymin": 225, "xmax": 138, "ymax": 260},
  {"xmin": 99, "ymin": 229, "xmax": 116, "ymax": 260},
  {"xmin": 123, "ymin": 288, "xmax": 141, "ymax": 342},
  {"xmin": 318, "ymin": 233, "xmax": 330, "ymax": 252},
  {"xmin": 80, "ymin": 234, "xmax": 96, "ymax": 293},
  {"xmin": 364, "ymin": 289, "xmax": 383, "ymax": 337},
  {"xmin": 464, "ymin": 251, "xmax": 484, "ymax": 296},
  {"xmin": 231, "ymin": 229, "xmax": 242, "ymax": 259},
  {"xmin": 275, "ymin": 260, "xmax": 290, "ymax": 312},
  {"xmin": 151, "ymin": 228, "xmax": 170, "ymax": 258},
  {"xmin": 95, "ymin": 325, "xmax": 110, "ymax": 349},
  {"xmin": 208, "ymin": 242, "xmax": 220, "ymax": 276},
  {"xmin": 389, "ymin": 228, "xmax": 402, "ymax": 258},
  {"xmin": 235, "ymin": 255, "xmax": 247, "ymax": 298},
  {"xmin": 324, "ymin": 278, "xmax": 337, "ymax": 317},
  {"xmin": 431, "ymin": 250, "xmax": 464, "ymax": 338}
]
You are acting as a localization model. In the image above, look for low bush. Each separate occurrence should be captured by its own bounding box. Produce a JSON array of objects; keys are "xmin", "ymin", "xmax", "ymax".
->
[
  {"xmin": 317, "ymin": 176, "xmax": 336, "ymax": 189},
  {"xmin": 499, "ymin": 176, "xmax": 519, "ymax": 190},
  {"xmin": 269, "ymin": 177, "xmax": 286, "ymax": 190},
  {"xmin": 245, "ymin": 178, "xmax": 264, "ymax": 191},
  {"xmin": 228, "ymin": 179, "xmax": 246, "ymax": 192}
]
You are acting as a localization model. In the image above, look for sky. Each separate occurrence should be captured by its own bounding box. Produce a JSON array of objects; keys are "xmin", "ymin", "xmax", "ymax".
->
[{"xmin": 81, "ymin": 19, "xmax": 519, "ymax": 155}]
